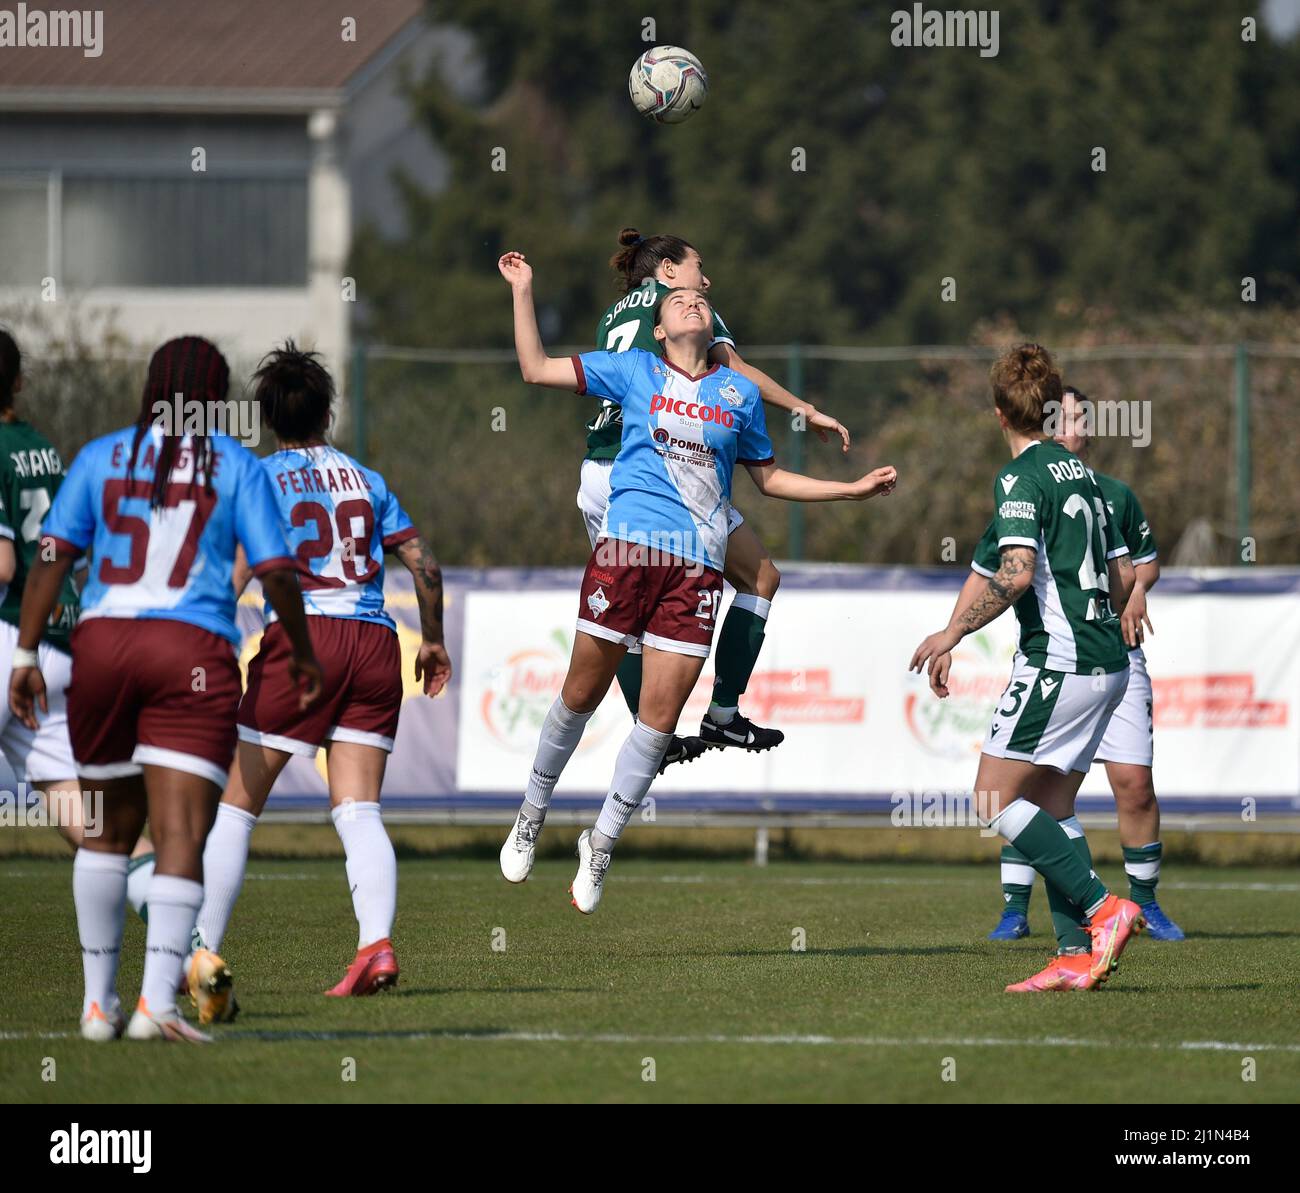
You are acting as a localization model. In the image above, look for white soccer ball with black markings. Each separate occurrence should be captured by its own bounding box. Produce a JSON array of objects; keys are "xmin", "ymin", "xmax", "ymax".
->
[{"xmin": 628, "ymin": 45, "xmax": 708, "ymax": 124}]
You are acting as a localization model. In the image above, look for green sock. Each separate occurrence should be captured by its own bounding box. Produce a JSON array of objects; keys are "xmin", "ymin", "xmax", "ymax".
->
[
  {"xmin": 1044, "ymin": 818, "xmax": 1093, "ymax": 952},
  {"xmin": 1123, "ymin": 841, "xmax": 1162, "ymax": 906},
  {"xmin": 711, "ymin": 601, "xmax": 767, "ymax": 708},
  {"xmin": 999, "ymin": 844, "xmax": 1033, "ymax": 915},
  {"xmin": 615, "ymin": 652, "xmax": 643, "ymax": 720},
  {"xmin": 997, "ymin": 802, "xmax": 1108, "ymax": 916}
]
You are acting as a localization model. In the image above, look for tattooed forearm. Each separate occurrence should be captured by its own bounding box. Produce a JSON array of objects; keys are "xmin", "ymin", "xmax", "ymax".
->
[
  {"xmin": 955, "ymin": 547, "xmax": 1035, "ymax": 634},
  {"xmin": 398, "ymin": 536, "xmax": 445, "ymax": 643}
]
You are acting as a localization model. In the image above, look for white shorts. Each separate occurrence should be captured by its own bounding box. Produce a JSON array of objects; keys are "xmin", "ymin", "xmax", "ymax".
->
[
  {"xmin": 0, "ymin": 619, "xmax": 77, "ymax": 783},
  {"xmin": 982, "ymin": 652, "xmax": 1130, "ymax": 775},
  {"xmin": 576, "ymin": 458, "xmax": 743, "ymax": 552},
  {"xmin": 1094, "ymin": 648, "xmax": 1153, "ymax": 767}
]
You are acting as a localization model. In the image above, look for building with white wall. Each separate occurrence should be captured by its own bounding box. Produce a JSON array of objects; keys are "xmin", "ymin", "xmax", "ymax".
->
[{"xmin": 0, "ymin": 0, "xmax": 449, "ymax": 381}]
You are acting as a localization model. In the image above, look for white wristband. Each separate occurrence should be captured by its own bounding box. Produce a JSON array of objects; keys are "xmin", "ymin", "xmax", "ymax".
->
[{"xmin": 11, "ymin": 647, "xmax": 39, "ymax": 670}]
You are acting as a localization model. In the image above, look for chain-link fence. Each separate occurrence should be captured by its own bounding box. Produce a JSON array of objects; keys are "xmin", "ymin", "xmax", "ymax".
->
[
  {"xmin": 17, "ymin": 342, "xmax": 1300, "ymax": 568},
  {"xmin": 345, "ymin": 343, "xmax": 1300, "ymax": 569}
]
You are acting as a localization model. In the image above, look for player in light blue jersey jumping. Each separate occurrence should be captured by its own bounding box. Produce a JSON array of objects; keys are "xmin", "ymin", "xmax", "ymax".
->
[
  {"xmin": 497, "ymin": 250, "xmax": 897, "ymax": 913},
  {"xmin": 9, "ymin": 336, "xmax": 321, "ymax": 1044},
  {"xmin": 189, "ymin": 344, "xmax": 452, "ymax": 1019}
]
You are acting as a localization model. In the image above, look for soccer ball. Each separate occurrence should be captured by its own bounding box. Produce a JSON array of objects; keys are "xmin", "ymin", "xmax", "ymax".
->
[{"xmin": 628, "ymin": 45, "xmax": 708, "ymax": 124}]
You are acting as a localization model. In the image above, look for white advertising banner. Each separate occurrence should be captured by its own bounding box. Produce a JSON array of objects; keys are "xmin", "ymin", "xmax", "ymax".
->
[{"xmin": 456, "ymin": 581, "xmax": 1300, "ymax": 805}]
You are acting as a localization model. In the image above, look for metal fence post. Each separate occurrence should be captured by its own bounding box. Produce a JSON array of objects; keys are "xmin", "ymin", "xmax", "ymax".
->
[
  {"xmin": 787, "ymin": 343, "xmax": 805, "ymax": 561},
  {"xmin": 1234, "ymin": 342, "xmax": 1250, "ymax": 563},
  {"xmin": 352, "ymin": 342, "xmax": 368, "ymax": 465}
]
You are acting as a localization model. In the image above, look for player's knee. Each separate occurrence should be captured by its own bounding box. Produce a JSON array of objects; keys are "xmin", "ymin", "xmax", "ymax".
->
[
  {"xmin": 560, "ymin": 679, "xmax": 603, "ymax": 715},
  {"xmin": 756, "ymin": 558, "xmax": 781, "ymax": 601},
  {"xmin": 1111, "ymin": 768, "xmax": 1156, "ymax": 812}
]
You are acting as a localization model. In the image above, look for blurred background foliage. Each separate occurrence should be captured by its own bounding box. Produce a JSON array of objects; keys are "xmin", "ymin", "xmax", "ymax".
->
[{"xmin": 8, "ymin": 1, "xmax": 1300, "ymax": 566}]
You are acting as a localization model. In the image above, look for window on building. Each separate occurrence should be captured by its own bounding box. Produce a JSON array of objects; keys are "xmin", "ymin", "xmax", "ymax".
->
[
  {"xmin": 0, "ymin": 172, "xmax": 308, "ymax": 287},
  {"xmin": 0, "ymin": 176, "xmax": 52, "ymax": 286}
]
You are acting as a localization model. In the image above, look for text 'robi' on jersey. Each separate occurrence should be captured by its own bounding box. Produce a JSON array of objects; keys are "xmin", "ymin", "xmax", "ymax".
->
[
  {"xmin": 572, "ymin": 348, "xmax": 773, "ymax": 571},
  {"xmin": 41, "ymin": 425, "xmax": 293, "ymax": 647},
  {"xmin": 260, "ymin": 445, "xmax": 418, "ymax": 631}
]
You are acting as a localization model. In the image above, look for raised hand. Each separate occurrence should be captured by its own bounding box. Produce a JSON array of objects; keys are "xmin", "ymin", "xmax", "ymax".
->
[{"xmin": 497, "ymin": 251, "xmax": 533, "ymax": 288}]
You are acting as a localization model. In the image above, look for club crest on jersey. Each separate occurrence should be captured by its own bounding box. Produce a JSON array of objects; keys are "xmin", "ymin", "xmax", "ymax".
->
[
  {"xmin": 718, "ymin": 383, "xmax": 744, "ymax": 407},
  {"xmin": 1000, "ymin": 474, "xmax": 1018, "ymax": 494},
  {"xmin": 586, "ymin": 586, "xmax": 610, "ymax": 618}
]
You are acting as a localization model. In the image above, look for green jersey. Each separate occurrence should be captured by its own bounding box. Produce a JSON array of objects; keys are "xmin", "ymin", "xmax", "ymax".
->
[
  {"xmin": 1090, "ymin": 470, "xmax": 1157, "ymax": 566},
  {"xmin": 0, "ymin": 419, "xmax": 80, "ymax": 653},
  {"xmin": 585, "ymin": 280, "xmax": 736, "ymax": 461},
  {"xmin": 970, "ymin": 440, "xmax": 1128, "ymax": 675}
]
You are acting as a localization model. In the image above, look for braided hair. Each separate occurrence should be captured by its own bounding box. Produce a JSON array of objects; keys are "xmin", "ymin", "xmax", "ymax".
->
[{"xmin": 128, "ymin": 336, "xmax": 229, "ymax": 508}]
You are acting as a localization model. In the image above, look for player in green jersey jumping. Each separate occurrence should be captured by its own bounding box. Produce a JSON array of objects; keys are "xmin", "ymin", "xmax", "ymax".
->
[
  {"xmin": 0, "ymin": 329, "xmax": 155, "ymax": 917},
  {"xmin": 976, "ymin": 386, "xmax": 1183, "ymax": 941},
  {"xmin": 910, "ymin": 344, "xmax": 1147, "ymax": 992},
  {"xmin": 583, "ymin": 228, "xmax": 851, "ymax": 768}
]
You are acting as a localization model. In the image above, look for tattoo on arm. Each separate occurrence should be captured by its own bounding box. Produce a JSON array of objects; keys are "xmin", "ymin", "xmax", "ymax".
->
[
  {"xmin": 399, "ymin": 536, "xmax": 444, "ymax": 642},
  {"xmin": 956, "ymin": 547, "xmax": 1035, "ymax": 634}
]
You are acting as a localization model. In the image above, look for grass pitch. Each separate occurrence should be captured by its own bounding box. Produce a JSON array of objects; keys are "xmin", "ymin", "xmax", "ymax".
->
[{"xmin": 2, "ymin": 854, "xmax": 1297, "ymax": 1103}]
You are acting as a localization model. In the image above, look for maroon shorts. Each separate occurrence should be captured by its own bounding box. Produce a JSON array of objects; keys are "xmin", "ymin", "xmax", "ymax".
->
[
  {"xmin": 238, "ymin": 617, "xmax": 402, "ymax": 755},
  {"xmin": 67, "ymin": 618, "xmax": 242, "ymax": 787},
  {"xmin": 576, "ymin": 539, "xmax": 723, "ymax": 658}
]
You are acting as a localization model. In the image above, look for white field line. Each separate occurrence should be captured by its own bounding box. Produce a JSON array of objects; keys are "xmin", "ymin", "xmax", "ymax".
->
[
  {"xmin": 3, "ymin": 870, "xmax": 1296, "ymax": 893},
  {"xmin": 2, "ymin": 1028, "xmax": 1297, "ymax": 1053}
]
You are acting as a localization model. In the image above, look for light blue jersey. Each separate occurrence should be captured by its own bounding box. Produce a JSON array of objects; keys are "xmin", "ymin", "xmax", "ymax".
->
[
  {"xmin": 573, "ymin": 348, "xmax": 773, "ymax": 571},
  {"xmin": 260, "ymin": 444, "xmax": 417, "ymax": 632},
  {"xmin": 42, "ymin": 425, "xmax": 291, "ymax": 646}
]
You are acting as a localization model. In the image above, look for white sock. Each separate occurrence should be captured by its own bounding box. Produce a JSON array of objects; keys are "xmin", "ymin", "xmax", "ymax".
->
[
  {"xmin": 140, "ymin": 875, "xmax": 204, "ymax": 1018},
  {"xmin": 73, "ymin": 849, "xmax": 128, "ymax": 1018},
  {"xmin": 523, "ymin": 697, "xmax": 594, "ymax": 818},
  {"xmin": 707, "ymin": 703, "xmax": 738, "ymax": 725},
  {"xmin": 195, "ymin": 803, "xmax": 258, "ymax": 956},
  {"xmin": 592, "ymin": 721, "xmax": 672, "ymax": 850},
  {"xmin": 331, "ymin": 801, "xmax": 397, "ymax": 948},
  {"xmin": 125, "ymin": 852, "xmax": 155, "ymax": 920},
  {"xmin": 1000, "ymin": 861, "xmax": 1036, "ymax": 888}
]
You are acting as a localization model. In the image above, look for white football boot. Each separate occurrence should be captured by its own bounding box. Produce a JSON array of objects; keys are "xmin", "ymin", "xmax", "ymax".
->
[
  {"xmin": 500, "ymin": 810, "xmax": 543, "ymax": 883},
  {"xmin": 569, "ymin": 829, "xmax": 612, "ymax": 915},
  {"xmin": 125, "ymin": 999, "xmax": 212, "ymax": 1043},
  {"xmin": 80, "ymin": 1000, "xmax": 126, "ymax": 1042}
]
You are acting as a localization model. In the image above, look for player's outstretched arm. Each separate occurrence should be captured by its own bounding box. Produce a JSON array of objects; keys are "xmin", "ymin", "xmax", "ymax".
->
[
  {"xmin": 259, "ymin": 567, "xmax": 324, "ymax": 709},
  {"xmin": 395, "ymin": 534, "xmax": 453, "ymax": 697},
  {"xmin": 711, "ymin": 345, "xmax": 850, "ymax": 451},
  {"xmin": 498, "ymin": 251, "xmax": 580, "ymax": 391},
  {"xmin": 8, "ymin": 543, "xmax": 76, "ymax": 729},
  {"xmin": 0, "ymin": 538, "xmax": 15, "ymax": 585},
  {"xmin": 745, "ymin": 461, "xmax": 895, "ymax": 502},
  {"xmin": 909, "ymin": 546, "xmax": 1035, "ymax": 681}
]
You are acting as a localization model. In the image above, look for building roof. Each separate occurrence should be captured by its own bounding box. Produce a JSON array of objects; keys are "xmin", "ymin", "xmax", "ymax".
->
[{"xmin": 0, "ymin": 0, "xmax": 426, "ymax": 112}]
